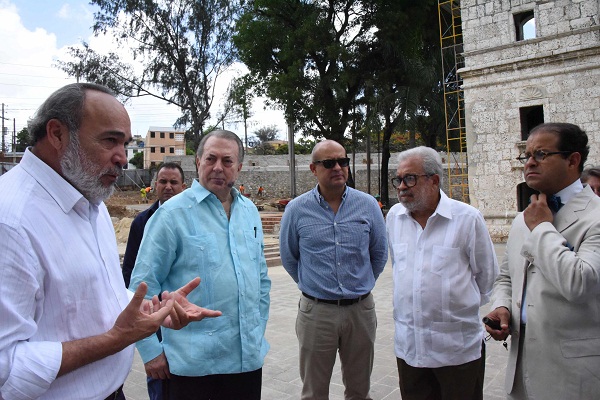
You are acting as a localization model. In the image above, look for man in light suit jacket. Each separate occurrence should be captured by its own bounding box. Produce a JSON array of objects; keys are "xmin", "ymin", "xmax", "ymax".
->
[{"xmin": 484, "ymin": 122, "xmax": 600, "ymax": 399}]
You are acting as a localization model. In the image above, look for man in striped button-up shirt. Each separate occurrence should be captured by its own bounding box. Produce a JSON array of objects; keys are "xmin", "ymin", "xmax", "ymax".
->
[{"xmin": 280, "ymin": 140, "xmax": 388, "ymax": 400}]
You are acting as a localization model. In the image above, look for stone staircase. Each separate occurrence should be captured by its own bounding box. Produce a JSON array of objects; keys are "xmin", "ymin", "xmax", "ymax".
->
[
  {"xmin": 260, "ymin": 212, "xmax": 283, "ymax": 234},
  {"xmin": 261, "ymin": 212, "xmax": 283, "ymax": 267},
  {"xmin": 264, "ymin": 241, "xmax": 282, "ymax": 268}
]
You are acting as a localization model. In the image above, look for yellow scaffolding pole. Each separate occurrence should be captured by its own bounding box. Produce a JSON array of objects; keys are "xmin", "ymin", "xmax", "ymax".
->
[{"xmin": 438, "ymin": 0, "xmax": 469, "ymax": 203}]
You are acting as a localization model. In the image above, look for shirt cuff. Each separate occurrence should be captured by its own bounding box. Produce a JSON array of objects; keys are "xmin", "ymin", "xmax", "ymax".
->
[
  {"xmin": 135, "ymin": 333, "xmax": 163, "ymax": 364},
  {"xmin": 1, "ymin": 341, "xmax": 62, "ymax": 400}
]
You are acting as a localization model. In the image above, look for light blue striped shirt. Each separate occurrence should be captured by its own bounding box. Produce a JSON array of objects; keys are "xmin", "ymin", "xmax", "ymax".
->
[
  {"xmin": 129, "ymin": 180, "xmax": 270, "ymax": 377},
  {"xmin": 279, "ymin": 185, "xmax": 388, "ymax": 299}
]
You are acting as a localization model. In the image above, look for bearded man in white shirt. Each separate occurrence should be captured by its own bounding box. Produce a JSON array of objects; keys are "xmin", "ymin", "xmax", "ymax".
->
[
  {"xmin": 386, "ymin": 146, "xmax": 498, "ymax": 400},
  {"xmin": 0, "ymin": 83, "xmax": 220, "ymax": 400}
]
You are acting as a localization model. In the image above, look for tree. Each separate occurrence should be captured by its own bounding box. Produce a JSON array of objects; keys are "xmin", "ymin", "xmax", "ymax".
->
[
  {"xmin": 15, "ymin": 127, "xmax": 31, "ymax": 152},
  {"xmin": 56, "ymin": 0, "xmax": 239, "ymax": 151},
  {"xmin": 226, "ymin": 75, "xmax": 255, "ymax": 150},
  {"xmin": 253, "ymin": 125, "xmax": 279, "ymax": 144},
  {"xmin": 361, "ymin": 0, "xmax": 441, "ymax": 204},
  {"xmin": 129, "ymin": 151, "xmax": 144, "ymax": 169},
  {"xmin": 234, "ymin": 0, "xmax": 378, "ymax": 142},
  {"xmin": 234, "ymin": 1, "xmax": 442, "ymax": 199}
]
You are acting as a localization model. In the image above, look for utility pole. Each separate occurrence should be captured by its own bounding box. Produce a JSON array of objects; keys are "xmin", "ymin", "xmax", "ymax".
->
[
  {"xmin": 12, "ymin": 118, "xmax": 16, "ymax": 163},
  {"xmin": 287, "ymin": 119, "xmax": 296, "ymax": 198},
  {"xmin": 1, "ymin": 103, "xmax": 6, "ymax": 154}
]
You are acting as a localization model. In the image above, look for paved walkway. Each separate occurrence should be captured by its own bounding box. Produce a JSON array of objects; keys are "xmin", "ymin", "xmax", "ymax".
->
[{"xmin": 123, "ymin": 242, "xmax": 510, "ymax": 399}]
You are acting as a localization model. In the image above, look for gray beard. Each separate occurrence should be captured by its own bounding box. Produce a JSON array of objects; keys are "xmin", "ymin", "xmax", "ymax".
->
[
  {"xmin": 59, "ymin": 132, "xmax": 120, "ymax": 204},
  {"xmin": 397, "ymin": 191, "xmax": 425, "ymax": 212}
]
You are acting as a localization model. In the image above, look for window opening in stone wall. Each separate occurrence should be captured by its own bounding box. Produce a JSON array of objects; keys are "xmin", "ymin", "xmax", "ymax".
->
[
  {"xmin": 160, "ymin": 132, "xmax": 165, "ymax": 139},
  {"xmin": 519, "ymin": 105, "xmax": 544, "ymax": 140},
  {"xmin": 514, "ymin": 11, "xmax": 535, "ymax": 41},
  {"xmin": 160, "ymin": 147, "xmax": 165, "ymax": 153}
]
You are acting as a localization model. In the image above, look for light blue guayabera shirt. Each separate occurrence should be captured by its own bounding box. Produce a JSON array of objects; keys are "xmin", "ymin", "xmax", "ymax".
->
[
  {"xmin": 279, "ymin": 185, "xmax": 388, "ymax": 299},
  {"xmin": 129, "ymin": 180, "xmax": 270, "ymax": 377}
]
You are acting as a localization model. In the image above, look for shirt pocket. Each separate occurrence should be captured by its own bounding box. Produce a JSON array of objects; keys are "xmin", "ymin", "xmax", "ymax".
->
[
  {"xmin": 244, "ymin": 230, "xmax": 262, "ymax": 262},
  {"xmin": 427, "ymin": 245, "xmax": 461, "ymax": 318}
]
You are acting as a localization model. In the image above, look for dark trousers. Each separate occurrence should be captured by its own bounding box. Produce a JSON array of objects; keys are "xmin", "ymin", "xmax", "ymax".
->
[
  {"xmin": 169, "ymin": 369, "xmax": 262, "ymax": 400},
  {"xmin": 396, "ymin": 341, "xmax": 485, "ymax": 400}
]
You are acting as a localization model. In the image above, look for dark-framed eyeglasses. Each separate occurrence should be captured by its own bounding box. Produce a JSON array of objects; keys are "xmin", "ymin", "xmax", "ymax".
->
[
  {"xmin": 516, "ymin": 150, "xmax": 572, "ymax": 164},
  {"xmin": 313, "ymin": 158, "xmax": 350, "ymax": 169},
  {"xmin": 391, "ymin": 174, "xmax": 432, "ymax": 189}
]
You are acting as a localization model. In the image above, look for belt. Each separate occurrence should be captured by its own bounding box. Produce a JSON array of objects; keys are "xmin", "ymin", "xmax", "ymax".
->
[
  {"xmin": 104, "ymin": 384, "xmax": 123, "ymax": 400},
  {"xmin": 302, "ymin": 292, "xmax": 370, "ymax": 306}
]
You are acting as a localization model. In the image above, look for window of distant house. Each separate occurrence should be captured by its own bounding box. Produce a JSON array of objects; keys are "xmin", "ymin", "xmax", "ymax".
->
[
  {"xmin": 160, "ymin": 132, "xmax": 165, "ymax": 139},
  {"xmin": 133, "ymin": 149, "xmax": 138, "ymax": 154},
  {"xmin": 175, "ymin": 149, "xmax": 184, "ymax": 155},
  {"xmin": 160, "ymin": 147, "xmax": 165, "ymax": 153},
  {"xmin": 520, "ymin": 105, "xmax": 544, "ymax": 140},
  {"xmin": 175, "ymin": 134, "xmax": 184, "ymax": 141},
  {"xmin": 150, "ymin": 132, "xmax": 155, "ymax": 138},
  {"xmin": 514, "ymin": 10, "xmax": 535, "ymax": 41},
  {"xmin": 169, "ymin": 148, "xmax": 174, "ymax": 154},
  {"xmin": 170, "ymin": 132, "xmax": 174, "ymax": 139},
  {"xmin": 150, "ymin": 147, "xmax": 156, "ymax": 153}
]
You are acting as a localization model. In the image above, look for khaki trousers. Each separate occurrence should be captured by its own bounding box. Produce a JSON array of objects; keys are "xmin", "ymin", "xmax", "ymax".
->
[{"xmin": 296, "ymin": 293, "xmax": 377, "ymax": 400}]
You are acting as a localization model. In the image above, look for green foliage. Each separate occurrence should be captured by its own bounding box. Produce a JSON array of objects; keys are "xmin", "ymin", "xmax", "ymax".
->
[
  {"xmin": 15, "ymin": 127, "xmax": 31, "ymax": 152},
  {"xmin": 129, "ymin": 151, "xmax": 144, "ymax": 169},
  {"xmin": 234, "ymin": 0, "xmax": 443, "ymax": 203},
  {"xmin": 56, "ymin": 0, "xmax": 239, "ymax": 151},
  {"xmin": 252, "ymin": 125, "xmax": 279, "ymax": 144}
]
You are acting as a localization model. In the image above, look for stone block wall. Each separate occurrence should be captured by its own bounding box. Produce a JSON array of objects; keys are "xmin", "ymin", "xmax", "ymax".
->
[
  {"xmin": 166, "ymin": 151, "xmax": 455, "ymax": 204},
  {"xmin": 460, "ymin": 0, "xmax": 600, "ymax": 240}
]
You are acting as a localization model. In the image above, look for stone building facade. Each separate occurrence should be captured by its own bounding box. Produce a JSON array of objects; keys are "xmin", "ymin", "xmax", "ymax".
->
[{"xmin": 460, "ymin": 0, "xmax": 600, "ymax": 240}]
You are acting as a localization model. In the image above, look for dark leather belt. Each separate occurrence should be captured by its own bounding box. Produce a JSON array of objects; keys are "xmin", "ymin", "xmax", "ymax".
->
[
  {"xmin": 104, "ymin": 384, "xmax": 123, "ymax": 400},
  {"xmin": 302, "ymin": 292, "xmax": 370, "ymax": 306}
]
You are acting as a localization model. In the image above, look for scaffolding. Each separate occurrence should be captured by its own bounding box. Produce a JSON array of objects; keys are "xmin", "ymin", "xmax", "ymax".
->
[{"xmin": 438, "ymin": 0, "xmax": 469, "ymax": 203}]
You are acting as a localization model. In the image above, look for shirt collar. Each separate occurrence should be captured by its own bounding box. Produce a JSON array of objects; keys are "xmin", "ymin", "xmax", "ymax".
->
[
  {"xmin": 554, "ymin": 179, "xmax": 584, "ymax": 205},
  {"xmin": 311, "ymin": 184, "xmax": 348, "ymax": 204},
  {"xmin": 20, "ymin": 148, "xmax": 89, "ymax": 214},
  {"xmin": 191, "ymin": 179, "xmax": 242, "ymax": 203}
]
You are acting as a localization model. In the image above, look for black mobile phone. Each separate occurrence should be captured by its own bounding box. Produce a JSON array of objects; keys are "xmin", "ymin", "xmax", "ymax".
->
[{"xmin": 482, "ymin": 317, "xmax": 501, "ymax": 330}]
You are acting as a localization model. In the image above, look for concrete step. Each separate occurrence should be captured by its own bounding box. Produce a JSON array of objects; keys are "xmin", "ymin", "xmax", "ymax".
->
[
  {"xmin": 263, "ymin": 240, "xmax": 281, "ymax": 268},
  {"xmin": 260, "ymin": 212, "xmax": 283, "ymax": 234}
]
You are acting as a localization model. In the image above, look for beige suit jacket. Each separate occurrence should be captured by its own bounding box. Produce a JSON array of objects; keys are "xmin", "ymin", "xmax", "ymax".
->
[{"xmin": 491, "ymin": 186, "xmax": 600, "ymax": 399}]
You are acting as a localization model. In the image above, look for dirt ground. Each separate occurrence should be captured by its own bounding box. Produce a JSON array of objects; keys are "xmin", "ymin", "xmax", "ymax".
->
[{"xmin": 105, "ymin": 189, "xmax": 287, "ymax": 218}]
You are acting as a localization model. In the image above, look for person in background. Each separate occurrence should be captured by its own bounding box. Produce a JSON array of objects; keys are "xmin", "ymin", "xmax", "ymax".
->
[
  {"xmin": 129, "ymin": 130, "xmax": 270, "ymax": 400},
  {"xmin": 580, "ymin": 166, "xmax": 600, "ymax": 196},
  {"xmin": 122, "ymin": 162, "xmax": 187, "ymax": 400},
  {"xmin": 386, "ymin": 146, "xmax": 498, "ymax": 400},
  {"xmin": 239, "ymin": 183, "xmax": 245, "ymax": 194},
  {"xmin": 280, "ymin": 139, "xmax": 388, "ymax": 400},
  {"xmin": 0, "ymin": 83, "xmax": 219, "ymax": 400},
  {"xmin": 484, "ymin": 122, "xmax": 600, "ymax": 399}
]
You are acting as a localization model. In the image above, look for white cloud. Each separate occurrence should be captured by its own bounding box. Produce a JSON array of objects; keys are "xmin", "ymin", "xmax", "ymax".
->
[
  {"xmin": 0, "ymin": 1, "xmax": 286, "ymax": 146},
  {"xmin": 57, "ymin": 3, "xmax": 70, "ymax": 19}
]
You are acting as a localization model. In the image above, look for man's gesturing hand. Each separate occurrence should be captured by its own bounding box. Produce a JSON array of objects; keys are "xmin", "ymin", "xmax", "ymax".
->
[{"xmin": 161, "ymin": 277, "xmax": 223, "ymax": 330}]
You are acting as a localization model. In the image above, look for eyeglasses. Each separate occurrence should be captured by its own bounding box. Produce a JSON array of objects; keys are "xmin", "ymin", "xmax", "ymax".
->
[
  {"xmin": 313, "ymin": 158, "xmax": 350, "ymax": 169},
  {"xmin": 516, "ymin": 150, "xmax": 572, "ymax": 164},
  {"xmin": 391, "ymin": 174, "xmax": 432, "ymax": 189}
]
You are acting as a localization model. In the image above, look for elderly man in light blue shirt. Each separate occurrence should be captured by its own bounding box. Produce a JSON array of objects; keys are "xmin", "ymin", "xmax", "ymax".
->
[
  {"xmin": 130, "ymin": 130, "xmax": 270, "ymax": 400},
  {"xmin": 280, "ymin": 139, "xmax": 388, "ymax": 400}
]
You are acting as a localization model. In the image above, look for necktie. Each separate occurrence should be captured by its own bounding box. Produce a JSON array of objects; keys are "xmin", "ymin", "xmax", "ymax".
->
[{"xmin": 547, "ymin": 195, "xmax": 563, "ymax": 214}]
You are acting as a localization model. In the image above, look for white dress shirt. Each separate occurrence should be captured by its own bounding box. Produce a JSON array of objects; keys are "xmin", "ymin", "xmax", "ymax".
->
[
  {"xmin": 386, "ymin": 190, "xmax": 499, "ymax": 368},
  {"xmin": 0, "ymin": 149, "xmax": 133, "ymax": 400}
]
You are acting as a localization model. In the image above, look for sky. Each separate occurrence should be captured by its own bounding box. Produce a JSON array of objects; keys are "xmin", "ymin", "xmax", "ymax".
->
[{"xmin": 0, "ymin": 0, "xmax": 286, "ymax": 151}]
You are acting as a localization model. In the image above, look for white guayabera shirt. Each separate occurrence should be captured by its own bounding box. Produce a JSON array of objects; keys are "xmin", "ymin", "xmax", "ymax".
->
[
  {"xmin": 0, "ymin": 149, "xmax": 132, "ymax": 400},
  {"xmin": 386, "ymin": 190, "xmax": 499, "ymax": 368}
]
